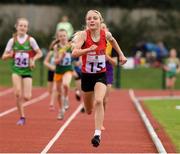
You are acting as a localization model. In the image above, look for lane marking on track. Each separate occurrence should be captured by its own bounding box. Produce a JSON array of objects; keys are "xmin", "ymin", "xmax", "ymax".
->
[
  {"xmin": 0, "ymin": 92, "xmax": 49, "ymax": 117},
  {"xmin": 41, "ymin": 103, "xmax": 83, "ymax": 154},
  {"xmin": 129, "ymin": 89, "xmax": 167, "ymax": 154},
  {"xmin": 138, "ymin": 95, "xmax": 180, "ymax": 100},
  {"xmin": 0, "ymin": 88, "xmax": 13, "ymax": 97},
  {"xmin": 176, "ymin": 106, "xmax": 180, "ymax": 110}
]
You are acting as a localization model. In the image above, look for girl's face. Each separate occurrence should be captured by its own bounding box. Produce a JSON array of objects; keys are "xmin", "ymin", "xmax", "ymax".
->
[
  {"xmin": 86, "ymin": 11, "xmax": 101, "ymax": 30},
  {"xmin": 170, "ymin": 49, "xmax": 177, "ymax": 58},
  {"xmin": 57, "ymin": 30, "xmax": 68, "ymax": 44},
  {"xmin": 16, "ymin": 19, "xmax": 28, "ymax": 35}
]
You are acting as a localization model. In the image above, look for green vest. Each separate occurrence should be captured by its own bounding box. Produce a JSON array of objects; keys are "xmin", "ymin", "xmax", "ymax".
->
[
  {"xmin": 165, "ymin": 58, "xmax": 179, "ymax": 78},
  {"xmin": 55, "ymin": 45, "xmax": 73, "ymax": 74},
  {"xmin": 12, "ymin": 36, "xmax": 33, "ymax": 76}
]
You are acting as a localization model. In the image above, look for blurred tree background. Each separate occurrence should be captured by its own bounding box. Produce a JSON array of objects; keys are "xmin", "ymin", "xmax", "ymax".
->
[
  {"xmin": 1, "ymin": 0, "xmax": 180, "ymax": 9},
  {"xmin": 0, "ymin": 0, "xmax": 180, "ymax": 88},
  {"xmin": 0, "ymin": 0, "xmax": 180, "ymax": 57}
]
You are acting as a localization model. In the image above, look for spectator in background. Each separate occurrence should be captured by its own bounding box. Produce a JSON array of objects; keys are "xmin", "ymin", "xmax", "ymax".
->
[
  {"xmin": 134, "ymin": 50, "xmax": 142, "ymax": 67},
  {"xmin": 157, "ymin": 41, "xmax": 168, "ymax": 60},
  {"xmin": 134, "ymin": 41, "xmax": 168, "ymax": 67},
  {"xmin": 56, "ymin": 15, "xmax": 74, "ymax": 40},
  {"xmin": 163, "ymin": 48, "xmax": 180, "ymax": 96}
]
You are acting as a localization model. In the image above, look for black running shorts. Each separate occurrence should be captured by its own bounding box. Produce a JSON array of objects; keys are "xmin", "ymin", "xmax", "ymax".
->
[
  {"xmin": 81, "ymin": 72, "xmax": 107, "ymax": 92},
  {"xmin": 47, "ymin": 70, "xmax": 54, "ymax": 82}
]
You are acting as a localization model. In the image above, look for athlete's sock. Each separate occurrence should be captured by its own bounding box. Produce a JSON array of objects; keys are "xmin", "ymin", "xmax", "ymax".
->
[{"xmin": 94, "ymin": 129, "xmax": 101, "ymax": 136}]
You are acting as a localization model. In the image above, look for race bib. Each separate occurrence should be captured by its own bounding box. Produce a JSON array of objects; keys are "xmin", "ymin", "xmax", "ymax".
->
[
  {"xmin": 60, "ymin": 53, "xmax": 71, "ymax": 66},
  {"xmin": 85, "ymin": 55, "xmax": 105, "ymax": 73},
  {"xmin": 14, "ymin": 52, "xmax": 29, "ymax": 68}
]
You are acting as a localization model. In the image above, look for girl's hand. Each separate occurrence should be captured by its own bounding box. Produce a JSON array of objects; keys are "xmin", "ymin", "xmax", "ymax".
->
[
  {"xmin": 29, "ymin": 58, "xmax": 35, "ymax": 69},
  {"xmin": 89, "ymin": 44, "xmax": 98, "ymax": 51},
  {"xmin": 176, "ymin": 68, "xmax": 180, "ymax": 73},
  {"xmin": 105, "ymin": 54, "xmax": 110, "ymax": 61},
  {"xmin": 163, "ymin": 66, "xmax": 170, "ymax": 71},
  {"xmin": 119, "ymin": 54, "xmax": 127, "ymax": 65},
  {"xmin": 8, "ymin": 51, "xmax": 14, "ymax": 58},
  {"xmin": 49, "ymin": 65, "xmax": 55, "ymax": 71}
]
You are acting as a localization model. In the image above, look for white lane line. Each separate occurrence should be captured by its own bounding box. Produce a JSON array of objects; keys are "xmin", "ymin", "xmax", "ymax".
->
[
  {"xmin": 41, "ymin": 104, "xmax": 83, "ymax": 154},
  {"xmin": 176, "ymin": 106, "xmax": 180, "ymax": 110},
  {"xmin": 0, "ymin": 88, "xmax": 13, "ymax": 97},
  {"xmin": 138, "ymin": 95, "xmax": 180, "ymax": 100},
  {"xmin": 0, "ymin": 92, "xmax": 49, "ymax": 117},
  {"xmin": 129, "ymin": 89, "xmax": 167, "ymax": 154}
]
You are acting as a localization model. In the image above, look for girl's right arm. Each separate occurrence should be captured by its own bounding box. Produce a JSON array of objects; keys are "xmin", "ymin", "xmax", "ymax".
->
[
  {"xmin": 43, "ymin": 51, "xmax": 55, "ymax": 71},
  {"xmin": 71, "ymin": 31, "xmax": 97, "ymax": 58},
  {"xmin": 2, "ymin": 38, "xmax": 14, "ymax": 60}
]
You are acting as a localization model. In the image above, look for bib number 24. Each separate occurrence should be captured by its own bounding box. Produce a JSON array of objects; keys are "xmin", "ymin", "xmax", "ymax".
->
[{"xmin": 14, "ymin": 52, "xmax": 29, "ymax": 68}]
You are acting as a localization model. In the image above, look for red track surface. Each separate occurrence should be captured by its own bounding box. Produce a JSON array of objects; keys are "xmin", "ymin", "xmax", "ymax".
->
[{"xmin": 0, "ymin": 87, "xmax": 177, "ymax": 153}]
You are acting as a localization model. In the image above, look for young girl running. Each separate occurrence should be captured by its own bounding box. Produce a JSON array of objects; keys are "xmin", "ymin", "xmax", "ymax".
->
[
  {"xmin": 44, "ymin": 40, "xmax": 56, "ymax": 111},
  {"xmin": 2, "ymin": 18, "xmax": 42, "ymax": 125},
  {"xmin": 72, "ymin": 10, "xmax": 127, "ymax": 147},
  {"xmin": 54, "ymin": 29, "xmax": 73, "ymax": 120},
  {"xmin": 164, "ymin": 48, "xmax": 180, "ymax": 95}
]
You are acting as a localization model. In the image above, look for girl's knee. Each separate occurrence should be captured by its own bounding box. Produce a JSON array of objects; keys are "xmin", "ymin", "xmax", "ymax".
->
[
  {"xmin": 57, "ymin": 91, "xmax": 62, "ymax": 97},
  {"xmin": 15, "ymin": 90, "xmax": 21, "ymax": 98},
  {"xmin": 63, "ymin": 83, "xmax": 69, "ymax": 89},
  {"xmin": 24, "ymin": 94, "xmax": 32, "ymax": 101},
  {"xmin": 95, "ymin": 99, "xmax": 103, "ymax": 105}
]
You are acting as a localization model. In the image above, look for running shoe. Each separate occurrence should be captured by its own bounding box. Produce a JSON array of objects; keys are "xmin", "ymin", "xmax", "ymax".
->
[
  {"xmin": 64, "ymin": 97, "xmax": 69, "ymax": 110},
  {"xmin": 57, "ymin": 109, "xmax": 65, "ymax": 120},
  {"xmin": 91, "ymin": 135, "xmax": 101, "ymax": 147},
  {"xmin": 80, "ymin": 107, "xmax": 85, "ymax": 113},
  {"xmin": 16, "ymin": 117, "xmax": 25, "ymax": 126}
]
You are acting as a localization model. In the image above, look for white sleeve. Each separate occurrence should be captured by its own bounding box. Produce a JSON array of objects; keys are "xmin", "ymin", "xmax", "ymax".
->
[
  {"xmin": 5, "ymin": 38, "xmax": 14, "ymax": 52},
  {"xmin": 29, "ymin": 37, "xmax": 40, "ymax": 51}
]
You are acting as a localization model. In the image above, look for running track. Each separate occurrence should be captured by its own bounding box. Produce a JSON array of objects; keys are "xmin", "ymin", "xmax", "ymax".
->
[{"xmin": 0, "ymin": 87, "xmax": 179, "ymax": 153}]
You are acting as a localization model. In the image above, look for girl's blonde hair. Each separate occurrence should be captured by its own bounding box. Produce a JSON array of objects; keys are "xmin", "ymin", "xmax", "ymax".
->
[{"xmin": 86, "ymin": 10, "xmax": 104, "ymax": 23}]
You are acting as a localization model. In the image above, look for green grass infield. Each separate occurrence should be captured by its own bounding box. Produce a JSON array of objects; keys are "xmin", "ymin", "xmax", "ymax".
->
[{"xmin": 144, "ymin": 99, "xmax": 180, "ymax": 152}]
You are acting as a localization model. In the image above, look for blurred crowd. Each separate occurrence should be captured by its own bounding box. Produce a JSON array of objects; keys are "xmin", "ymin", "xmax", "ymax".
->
[{"xmin": 133, "ymin": 41, "xmax": 169, "ymax": 68}]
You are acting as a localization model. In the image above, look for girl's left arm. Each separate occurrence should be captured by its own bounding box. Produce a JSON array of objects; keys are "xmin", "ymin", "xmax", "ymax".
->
[
  {"xmin": 106, "ymin": 54, "xmax": 117, "ymax": 66},
  {"xmin": 106, "ymin": 32, "xmax": 127, "ymax": 65},
  {"xmin": 33, "ymin": 48, "xmax": 43, "ymax": 61},
  {"xmin": 177, "ymin": 59, "xmax": 180, "ymax": 73},
  {"xmin": 29, "ymin": 37, "xmax": 43, "ymax": 68}
]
